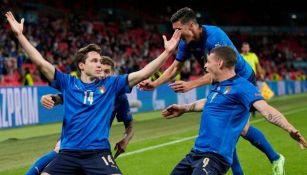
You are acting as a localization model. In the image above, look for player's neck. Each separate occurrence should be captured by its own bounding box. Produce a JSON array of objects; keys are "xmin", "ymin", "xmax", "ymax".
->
[
  {"xmin": 80, "ymin": 74, "xmax": 97, "ymax": 83},
  {"xmin": 216, "ymin": 70, "xmax": 236, "ymax": 82}
]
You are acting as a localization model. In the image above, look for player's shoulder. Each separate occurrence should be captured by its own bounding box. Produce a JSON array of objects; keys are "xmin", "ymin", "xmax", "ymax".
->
[
  {"xmin": 56, "ymin": 70, "xmax": 78, "ymax": 81},
  {"xmin": 105, "ymin": 75, "xmax": 127, "ymax": 81},
  {"xmin": 204, "ymin": 25, "xmax": 223, "ymax": 32},
  {"xmin": 234, "ymin": 77, "xmax": 257, "ymax": 93}
]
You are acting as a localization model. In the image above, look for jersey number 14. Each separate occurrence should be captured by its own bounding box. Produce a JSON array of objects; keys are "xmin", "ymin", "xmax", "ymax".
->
[{"xmin": 83, "ymin": 91, "xmax": 94, "ymax": 105}]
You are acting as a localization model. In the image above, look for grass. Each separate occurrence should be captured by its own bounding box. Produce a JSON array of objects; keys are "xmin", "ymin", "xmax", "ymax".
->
[{"xmin": 0, "ymin": 93, "xmax": 307, "ymax": 174}]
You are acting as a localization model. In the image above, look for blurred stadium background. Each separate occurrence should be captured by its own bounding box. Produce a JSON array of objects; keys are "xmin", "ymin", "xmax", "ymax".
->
[{"xmin": 0, "ymin": 0, "xmax": 307, "ymax": 174}]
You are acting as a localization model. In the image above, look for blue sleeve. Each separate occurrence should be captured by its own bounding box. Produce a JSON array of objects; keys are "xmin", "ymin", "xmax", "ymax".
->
[
  {"xmin": 51, "ymin": 70, "xmax": 70, "ymax": 92},
  {"xmin": 112, "ymin": 74, "xmax": 131, "ymax": 96},
  {"xmin": 115, "ymin": 94, "xmax": 133, "ymax": 123},
  {"xmin": 176, "ymin": 40, "xmax": 191, "ymax": 62},
  {"xmin": 237, "ymin": 83, "xmax": 264, "ymax": 109},
  {"xmin": 206, "ymin": 26, "xmax": 236, "ymax": 52},
  {"xmin": 50, "ymin": 79, "xmax": 60, "ymax": 91}
]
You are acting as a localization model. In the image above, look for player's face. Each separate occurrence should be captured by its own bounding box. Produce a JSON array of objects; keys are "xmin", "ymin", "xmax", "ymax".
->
[
  {"xmin": 100, "ymin": 64, "xmax": 114, "ymax": 79},
  {"xmin": 204, "ymin": 53, "xmax": 221, "ymax": 79},
  {"xmin": 79, "ymin": 51, "xmax": 102, "ymax": 78},
  {"xmin": 172, "ymin": 21, "xmax": 194, "ymax": 44},
  {"xmin": 241, "ymin": 44, "xmax": 250, "ymax": 54}
]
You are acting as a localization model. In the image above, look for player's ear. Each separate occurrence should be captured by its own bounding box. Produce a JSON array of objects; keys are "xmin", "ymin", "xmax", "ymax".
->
[
  {"xmin": 189, "ymin": 21, "xmax": 195, "ymax": 29},
  {"xmin": 78, "ymin": 62, "xmax": 85, "ymax": 71},
  {"xmin": 218, "ymin": 60, "xmax": 224, "ymax": 68}
]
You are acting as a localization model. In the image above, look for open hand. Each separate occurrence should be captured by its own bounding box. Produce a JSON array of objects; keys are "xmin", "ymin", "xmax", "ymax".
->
[
  {"xmin": 40, "ymin": 94, "xmax": 55, "ymax": 109},
  {"xmin": 169, "ymin": 80, "xmax": 192, "ymax": 93},
  {"xmin": 137, "ymin": 79, "xmax": 156, "ymax": 91},
  {"xmin": 163, "ymin": 29, "xmax": 181, "ymax": 53},
  {"xmin": 5, "ymin": 11, "xmax": 24, "ymax": 36},
  {"xmin": 162, "ymin": 104, "xmax": 187, "ymax": 119}
]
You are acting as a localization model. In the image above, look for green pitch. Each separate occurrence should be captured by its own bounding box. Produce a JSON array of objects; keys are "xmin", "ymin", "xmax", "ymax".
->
[{"xmin": 0, "ymin": 93, "xmax": 307, "ymax": 175}]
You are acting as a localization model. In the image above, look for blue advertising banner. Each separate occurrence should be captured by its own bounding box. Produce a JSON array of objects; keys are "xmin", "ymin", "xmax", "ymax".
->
[{"xmin": 1, "ymin": 80, "xmax": 306, "ymax": 129}]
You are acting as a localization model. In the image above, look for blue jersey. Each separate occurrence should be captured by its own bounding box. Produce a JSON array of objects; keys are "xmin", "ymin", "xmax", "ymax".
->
[
  {"xmin": 52, "ymin": 70, "xmax": 131, "ymax": 150},
  {"xmin": 56, "ymin": 93, "xmax": 133, "ymax": 125},
  {"xmin": 193, "ymin": 75, "xmax": 263, "ymax": 164},
  {"xmin": 176, "ymin": 25, "xmax": 253, "ymax": 79}
]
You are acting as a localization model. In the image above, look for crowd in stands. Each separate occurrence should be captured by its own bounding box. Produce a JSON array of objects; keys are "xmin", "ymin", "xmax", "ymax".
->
[{"xmin": 0, "ymin": 0, "xmax": 306, "ymax": 86}]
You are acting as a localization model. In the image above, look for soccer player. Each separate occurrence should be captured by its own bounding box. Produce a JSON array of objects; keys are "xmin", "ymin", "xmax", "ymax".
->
[
  {"xmin": 138, "ymin": 7, "xmax": 284, "ymax": 175},
  {"xmin": 162, "ymin": 46, "xmax": 307, "ymax": 175},
  {"xmin": 26, "ymin": 56, "xmax": 134, "ymax": 175},
  {"xmin": 5, "ymin": 11, "xmax": 181, "ymax": 175}
]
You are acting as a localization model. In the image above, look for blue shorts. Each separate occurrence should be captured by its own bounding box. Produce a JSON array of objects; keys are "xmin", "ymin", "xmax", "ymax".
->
[
  {"xmin": 43, "ymin": 149, "xmax": 122, "ymax": 175},
  {"xmin": 171, "ymin": 150, "xmax": 230, "ymax": 175}
]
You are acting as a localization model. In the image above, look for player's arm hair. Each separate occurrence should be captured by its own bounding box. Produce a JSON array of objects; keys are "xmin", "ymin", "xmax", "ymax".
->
[
  {"xmin": 128, "ymin": 50, "xmax": 173, "ymax": 87},
  {"xmin": 123, "ymin": 121, "xmax": 134, "ymax": 142},
  {"xmin": 14, "ymin": 33, "xmax": 55, "ymax": 81},
  {"xmin": 184, "ymin": 98, "xmax": 206, "ymax": 112},
  {"xmin": 253, "ymin": 100, "xmax": 298, "ymax": 133},
  {"xmin": 153, "ymin": 60, "xmax": 185, "ymax": 87}
]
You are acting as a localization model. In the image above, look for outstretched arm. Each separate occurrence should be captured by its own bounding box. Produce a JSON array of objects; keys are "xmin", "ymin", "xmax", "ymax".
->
[
  {"xmin": 128, "ymin": 30, "xmax": 181, "ymax": 87},
  {"xmin": 253, "ymin": 100, "xmax": 307, "ymax": 148},
  {"xmin": 169, "ymin": 73, "xmax": 213, "ymax": 93},
  {"xmin": 162, "ymin": 99, "xmax": 206, "ymax": 119},
  {"xmin": 138, "ymin": 60, "xmax": 184, "ymax": 91},
  {"xmin": 5, "ymin": 11, "xmax": 55, "ymax": 81}
]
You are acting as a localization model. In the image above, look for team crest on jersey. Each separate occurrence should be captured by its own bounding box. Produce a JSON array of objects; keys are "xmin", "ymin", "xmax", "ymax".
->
[
  {"xmin": 98, "ymin": 86, "xmax": 106, "ymax": 94},
  {"xmin": 223, "ymin": 86, "xmax": 231, "ymax": 94}
]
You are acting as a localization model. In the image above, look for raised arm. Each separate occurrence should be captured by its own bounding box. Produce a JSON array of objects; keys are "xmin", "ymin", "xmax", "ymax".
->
[
  {"xmin": 128, "ymin": 30, "xmax": 181, "ymax": 87},
  {"xmin": 5, "ymin": 11, "xmax": 55, "ymax": 81},
  {"xmin": 162, "ymin": 99, "xmax": 206, "ymax": 119},
  {"xmin": 137, "ymin": 60, "xmax": 184, "ymax": 90},
  {"xmin": 169, "ymin": 73, "xmax": 213, "ymax": 93},
  {"xmin": 253, "ymin": 100, "xmax": 307, "ymax": 148},
  {"xmin": 155, "ymin": 60, "xmax": 185, "ymax": 86}
]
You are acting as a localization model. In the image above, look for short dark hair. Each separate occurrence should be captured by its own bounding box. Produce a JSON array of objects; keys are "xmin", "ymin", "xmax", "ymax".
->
[
  {"xmin": 170, "ymin": 7, "xmax": 197, "ymax": 24},
  {"xmin": 101, "ymin": 56, "xmax": 115, "ymax": 71},
  {"xmin": 74, "ymin": 44, "xmax": 101, "ymax": 75},
  {"xmin": 210, "ymin": 46, "xmax": 237, "ymax": 68},
  {"xmin": 242, "ymin": 42, "xmax": 250, "ymax": 46}
]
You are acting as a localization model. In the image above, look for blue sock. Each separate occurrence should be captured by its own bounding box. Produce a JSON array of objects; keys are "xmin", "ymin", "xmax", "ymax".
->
[
  {"xmin": 231, "ymin": 149, "xmax": 244, "ymax": 175},
  {"xmin": 25, "ymin": 150, "xmax": 57, "ymax": 175},
  {"xmin": 245, "ymin": 126, "xmax": 280, "ymax": 162}
]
